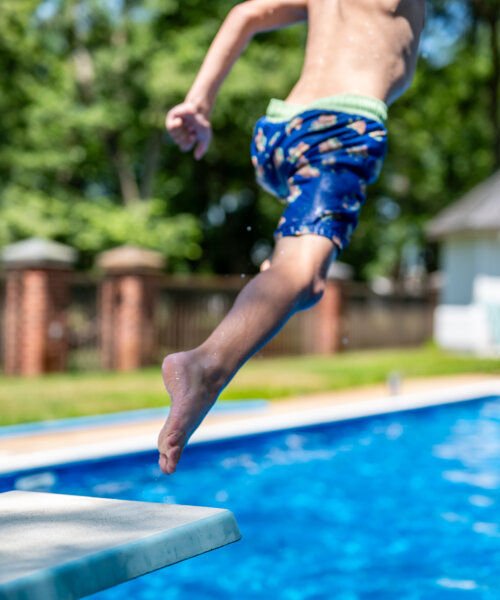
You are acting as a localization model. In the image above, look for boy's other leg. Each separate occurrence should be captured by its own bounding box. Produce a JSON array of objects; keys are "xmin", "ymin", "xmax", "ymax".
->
[{"xmin": 158, "ymin": 234, "xmax": 336, "ymax": 474}]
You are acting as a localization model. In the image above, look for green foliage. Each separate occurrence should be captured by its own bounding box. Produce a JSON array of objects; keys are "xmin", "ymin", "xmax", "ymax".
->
[
  {"xmin": 0, "ymin": 0, "xmax": 499, "ymax": 276},
  {"xmin": 0, "ymin": 185, "xmax": 201, "ymax": 269},
  {"xmin": 343, "ymin": 5, "xmax": 500, "ymax": 279}
]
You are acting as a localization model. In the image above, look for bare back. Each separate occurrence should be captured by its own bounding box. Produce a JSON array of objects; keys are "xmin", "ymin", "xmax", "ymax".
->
[{"xmin": 286, "ymin": 0, "xmax": 426, "ymax": 106}]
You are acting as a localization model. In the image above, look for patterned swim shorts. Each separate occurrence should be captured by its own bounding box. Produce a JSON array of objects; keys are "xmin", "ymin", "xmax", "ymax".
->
[{"xmin": 250, "ymin": 95, "xmax": 388, "ymax": 253}]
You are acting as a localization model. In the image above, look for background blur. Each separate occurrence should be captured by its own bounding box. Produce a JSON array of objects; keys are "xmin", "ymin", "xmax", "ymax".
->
[
  {"xmin": 2, "ymin": 0, "xmax": 499, "ymax": 275},
  {"xmin": 0, "ymin": 0, "xmax": 499, "ymax": 381}
]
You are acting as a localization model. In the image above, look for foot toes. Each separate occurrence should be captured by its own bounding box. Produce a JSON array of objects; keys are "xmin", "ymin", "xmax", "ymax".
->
[
  {"xmin": 158, "ymin": 438, "xmax": 184, "ymax": 475},
  {"xmin": 166, "ymin": 445, "xmax": 182, "ymax": 474},
  {"xmin": 166, "ymin": 464, "xmax": 176, "ymax": 475},
  {"xmin": 167, "ymin": 444, "xmax": 182, "ymax": 462},
  {"xmin": 159, "ymin": 453, "xmax": 169, "ymax": 475}
]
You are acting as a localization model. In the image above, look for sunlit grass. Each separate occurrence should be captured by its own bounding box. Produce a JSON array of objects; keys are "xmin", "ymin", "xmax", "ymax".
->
[{"xmin": 0, "ymin": 345, "xmax": 498, "ymax": 425}]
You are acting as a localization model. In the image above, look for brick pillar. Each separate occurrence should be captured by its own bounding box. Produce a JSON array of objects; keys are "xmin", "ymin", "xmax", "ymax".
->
[
  {"xmin": 97, "ymin": 245, "xmax": 164, "ymax": 371},
  {"xmin": 2, "ymin": 238, "xmax": 76, "ymax": 376},
  {"xmin": 312, "ymin": 280, "xmax": 343, "ymax": 354},
  {"xmin": 100, "ymin": 276, "xmax": 116, "ymax": 370},
  {"xmin": 4, "ymin": 270, "xmax": 23, "ymax": 375},
  {"xmin": 308, "ymin": 260, "xmax": 352, "ymax": 354}
]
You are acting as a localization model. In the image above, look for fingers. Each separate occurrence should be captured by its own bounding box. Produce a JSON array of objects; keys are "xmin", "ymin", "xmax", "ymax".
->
[
  {"xmin": 193, "ymin": 143, "xmax": 205, "ymax": 160},
  {"xmin": 166, "ymin": 108, "xmax": 192, "ymax": 150},
  {"xmin": 194, "ymin": 133, "xmax": 211, "ymax": 160},
  {"xmin": 165, "ymin": 111, "xmax": 183, "ymax": 139},
  {"xmin": 166, "ymin": 116, "xmax": 182, "ymax": 130},
  {"xmin": 180, "ymin": 132, "xmax": 196, "ymax": 153},
  {"xmin": 192, "ymin": 116, "xmax": 212, "ymax": 159},
  {"xmin": 172, "ymin": 127, "xmax": 196, "ymax": 153},
  {"xmin": 166, "ymin": 117, "xmax": 196, "ymax": 152},
  {"xmin": 165, "ymin": 103, "xmax": 212, "ymax": 158},
  {"xmin": 165, "ymin": 104, "xmax": 188, "ymax": 130}
]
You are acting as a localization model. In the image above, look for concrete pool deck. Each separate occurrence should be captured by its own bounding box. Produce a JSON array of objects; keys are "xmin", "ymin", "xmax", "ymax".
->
[{"xmin": 1, "ymin": 374, "xmax": 500, "ymax": 475}]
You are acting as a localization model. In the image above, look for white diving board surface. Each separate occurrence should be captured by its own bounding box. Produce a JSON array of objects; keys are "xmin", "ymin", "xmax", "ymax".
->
[{"xmin": 0, "ymin": 491, "xmax": 241, "ymax": 600}]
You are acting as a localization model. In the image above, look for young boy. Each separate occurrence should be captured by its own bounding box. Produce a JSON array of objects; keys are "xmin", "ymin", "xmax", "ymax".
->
[{"xmin": 158, "ymin": 0, "xmax": 426, "ymax": 474}]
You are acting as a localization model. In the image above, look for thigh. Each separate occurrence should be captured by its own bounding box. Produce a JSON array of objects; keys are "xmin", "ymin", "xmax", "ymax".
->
[
  {"xmin": 270, "ymin": 233, "xmax": 337, "ymax": 280},
  {"xmin": 275, "ymin": 165, "xmax": 365, "ymax": 252}
]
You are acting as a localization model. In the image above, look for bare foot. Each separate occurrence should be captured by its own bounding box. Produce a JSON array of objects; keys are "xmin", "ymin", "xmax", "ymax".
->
[{"xmin": 158, "ymin": 351, "xmax": 222, "ymax": 474}]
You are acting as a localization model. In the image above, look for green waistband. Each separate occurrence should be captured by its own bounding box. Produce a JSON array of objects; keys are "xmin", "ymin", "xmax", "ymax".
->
[{"xmin": 266, "ymin": 94, "xmax": 388, "ymax": 124}]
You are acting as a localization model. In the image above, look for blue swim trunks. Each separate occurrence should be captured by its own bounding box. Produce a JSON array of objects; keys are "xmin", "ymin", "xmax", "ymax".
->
[{"xmin": 250, "ymin": 94, "xmax": 388, "ymax": 253}]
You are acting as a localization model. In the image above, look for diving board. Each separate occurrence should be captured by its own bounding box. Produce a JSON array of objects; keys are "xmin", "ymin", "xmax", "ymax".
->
[{"xmin": 0, "ymin": 491, "xmax": 241, "ymax": 600}]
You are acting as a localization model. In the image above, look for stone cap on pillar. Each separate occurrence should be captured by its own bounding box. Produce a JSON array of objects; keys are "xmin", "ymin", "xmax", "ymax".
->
[
  {"xmin": 327, "ymin": 260, "xmax": 353, "ymax": 281},
  {"xmin": 97, "ymin": 245, "xmax": 165, "ymax": 273},
  {"xmin": 1, "ymin": 237, "xmax": 77, "ymax": 270}
]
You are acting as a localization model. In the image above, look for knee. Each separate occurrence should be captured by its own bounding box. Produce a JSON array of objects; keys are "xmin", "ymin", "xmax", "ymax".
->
[
  {"xmin": 265, "ymin": 259, "xmax": 326, "ymax": 310},
  {"xmin": 298, "ymin": 273, "xmax": 326, "ymax": 310},
  {"xmin": 267, "ymin": 235, "xmax": 335, "ymax": 309}
]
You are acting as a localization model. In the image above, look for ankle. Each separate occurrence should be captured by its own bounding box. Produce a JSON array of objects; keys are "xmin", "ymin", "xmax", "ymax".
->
[{"xmin": 191, "ymin": 346, "xmax": 231, "ymax": 396}]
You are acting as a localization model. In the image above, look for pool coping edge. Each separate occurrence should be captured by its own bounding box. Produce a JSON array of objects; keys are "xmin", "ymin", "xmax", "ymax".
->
[{"xmin": 2, "ymin": 379, "xmax": 500, "ymax": 476}]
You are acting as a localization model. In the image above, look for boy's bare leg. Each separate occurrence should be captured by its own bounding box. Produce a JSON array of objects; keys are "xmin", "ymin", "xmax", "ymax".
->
[{"xmin": 158, "ymin": 234, "xmax": 335, "ymax": 474}]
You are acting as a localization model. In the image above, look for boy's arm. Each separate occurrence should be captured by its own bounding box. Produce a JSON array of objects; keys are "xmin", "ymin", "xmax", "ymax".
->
[
  {"xmin": 186, "ymin": 0, "xmax": 308, "ymax": 115},
  {"xmin": 166, "ymin": 0, "xmax": 307, "ymax": 159}
]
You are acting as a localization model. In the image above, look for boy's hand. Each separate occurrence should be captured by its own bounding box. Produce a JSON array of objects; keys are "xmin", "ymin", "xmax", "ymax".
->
[{"xmin": 165, "ymin": 102, "xmax": 212, "ymax": 160}]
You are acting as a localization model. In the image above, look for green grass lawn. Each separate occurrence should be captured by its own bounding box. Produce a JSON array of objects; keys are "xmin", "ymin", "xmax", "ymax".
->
[{"xmin": 0, "ymin": 345, "xmax": 499, "ymax": 426}]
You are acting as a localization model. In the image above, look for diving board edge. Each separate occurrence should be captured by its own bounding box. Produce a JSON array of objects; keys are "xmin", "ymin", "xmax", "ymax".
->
[{"xmin": 0, "ymin": 491, "xmax": 241, "ymax": 600}]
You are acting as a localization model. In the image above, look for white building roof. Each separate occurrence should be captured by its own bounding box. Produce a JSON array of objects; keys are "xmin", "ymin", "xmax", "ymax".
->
[{"xmin": 427, "ymin": 170, "xmax": 500, "ymax": 239}]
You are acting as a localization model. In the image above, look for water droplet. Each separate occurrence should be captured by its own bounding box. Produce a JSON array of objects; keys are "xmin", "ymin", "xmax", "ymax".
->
[
  {"xmin": 216, "ymin": 490, "xmax": 229, "ymax": 502},
  {"xmin": 342, "ymin": 337, "xmax": 349, "ymax": 345},
  {"xmin": 241, "ymin": 273, "xmax": 246, "ymax": 278},
  {"xmin": 246, "ymin": 226, "xmax": 252, "ymax": 231}
]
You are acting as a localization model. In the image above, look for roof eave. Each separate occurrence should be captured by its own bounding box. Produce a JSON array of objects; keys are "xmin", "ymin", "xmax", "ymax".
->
[{"xmin": 426, "ymin": 225, "xmax": 500, "ymax": 240}]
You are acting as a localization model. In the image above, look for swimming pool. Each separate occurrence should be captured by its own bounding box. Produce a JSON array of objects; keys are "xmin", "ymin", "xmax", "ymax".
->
[{"xmin": 3, "ymin": 395, "xmax": 500, "ymax": 599}]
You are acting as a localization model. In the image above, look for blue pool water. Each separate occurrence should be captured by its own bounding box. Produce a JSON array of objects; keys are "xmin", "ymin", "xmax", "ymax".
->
[{"xmin": 3, "ymin": 396, "xmax": 500, "ymax": 599}]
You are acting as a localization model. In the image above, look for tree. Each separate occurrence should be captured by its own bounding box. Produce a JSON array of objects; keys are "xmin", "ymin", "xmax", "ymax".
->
[
  {"xmin": 0, "ymin": 0, "xmax": 499, "ymax": 278},
  {"xmin": 0, "ymin": 0, "xmax": 204, "ymax": 269},
  {"xmin": 342, "ymin": 0, "xmax": 500, "ymax": 279}
]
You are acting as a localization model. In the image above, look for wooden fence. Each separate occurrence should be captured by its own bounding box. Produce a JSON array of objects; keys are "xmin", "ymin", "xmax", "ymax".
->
[
  {"xmin": 153, "ymin": 276, "xmax": 318, "ymax": 359},
  {"xmin": 0, "ymin": 272, "xmax": 435, "ymax": 374},
  {"xmin": 341, "ymin": 282, "xmax": 434, "ymax": 350},
  {"xmin": 67, "ymin": 274, "xmax": 100, "ymax": 372}
]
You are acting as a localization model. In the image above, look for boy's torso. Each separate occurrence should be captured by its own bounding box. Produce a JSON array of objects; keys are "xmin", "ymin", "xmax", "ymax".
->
[{"xmin": 286, "ymin": 0, "xmax": 426, "ymax": 107}]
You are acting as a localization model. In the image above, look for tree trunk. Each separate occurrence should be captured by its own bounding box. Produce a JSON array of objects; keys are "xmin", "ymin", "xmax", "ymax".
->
[
  {"xmin": 106, "ymin": 134, "xmax": 141, "ymax": 205},
  {"xmin": 490, "ymin": 15, "xmax": 500, "ymax": 167},
  {"xmin": 472, "ymin": 0, "xmax": 500, "ymax": 168},
  {"xmin": 140, "ymin": 130, "xmax": 162, "ymax": 200}
]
